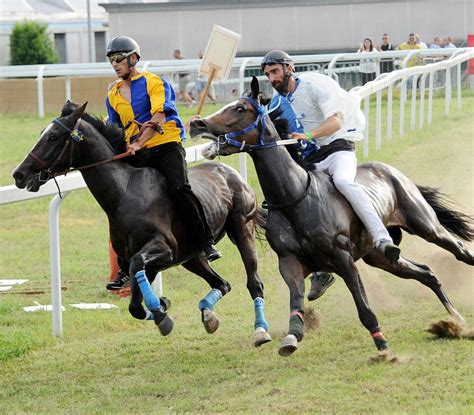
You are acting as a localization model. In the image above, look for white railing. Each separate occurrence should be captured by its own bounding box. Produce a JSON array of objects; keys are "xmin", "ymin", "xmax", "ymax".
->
[
  {"xmin": 2, "ymin": 47, "xmax": 473, "ymax": 337},
  {"xmin": 350, "ymin": 48, "xmax": 473, "ymax": 157},
  {"xmin": 1, "ymin": 48, "xmax": 469, "ymax": 118}
]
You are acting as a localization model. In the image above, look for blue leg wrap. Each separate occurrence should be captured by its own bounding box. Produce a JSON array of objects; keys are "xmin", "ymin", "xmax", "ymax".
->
[
  {"xmin": 136, "ymin": 270, "xmax": 161, "ymax": 312},
  {"xmin": 254, "ymin": 297, "xmax": 269, "ymax": 331},
  {"xmin": 198, "ymin": 288, "xmax": 222, "ymax": 311}
]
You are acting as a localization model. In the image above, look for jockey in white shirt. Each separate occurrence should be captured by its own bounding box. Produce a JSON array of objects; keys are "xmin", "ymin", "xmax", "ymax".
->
[{"xmin": 262, "ymin": 50, "xmax": 401, "ymax": 299}]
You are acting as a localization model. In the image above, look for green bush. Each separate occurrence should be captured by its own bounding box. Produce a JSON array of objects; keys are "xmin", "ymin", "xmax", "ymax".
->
[{"xmin": 10, "ymin": 21, "xmax": 58, "ymax": 65}]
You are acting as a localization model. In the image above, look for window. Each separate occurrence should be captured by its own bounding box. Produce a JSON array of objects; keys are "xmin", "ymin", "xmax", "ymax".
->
[
  {"xmin": 95, "ymin": 31, "xmax": 106, "ymax": 62},
  {"xmin": 54, "ymin": 33, "xmax": 67, "ymax": 63}
]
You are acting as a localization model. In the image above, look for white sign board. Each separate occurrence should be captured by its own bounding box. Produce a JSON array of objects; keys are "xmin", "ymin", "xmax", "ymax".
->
[{"xmin": 199, "ymin": 25, "xmax": 241, "ymax": 80}]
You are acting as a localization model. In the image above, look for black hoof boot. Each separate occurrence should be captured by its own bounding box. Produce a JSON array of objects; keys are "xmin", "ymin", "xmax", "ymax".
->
[
  {"xmin": 153, "ymin": 311, "xmax": 174, "ymax": 336},
  {"xmin": 307, "ymin": 272, "xmax": 335, "ymax": 301}
]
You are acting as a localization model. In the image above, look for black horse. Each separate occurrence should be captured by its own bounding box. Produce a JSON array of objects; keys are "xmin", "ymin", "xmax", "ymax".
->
[
  {"xmin": 12, "ymin": 102, "xmax": 272, "ymax": 347},
  {"xmin": 190, "ymin": 77, "xmax": 474, "ymax": 356}
]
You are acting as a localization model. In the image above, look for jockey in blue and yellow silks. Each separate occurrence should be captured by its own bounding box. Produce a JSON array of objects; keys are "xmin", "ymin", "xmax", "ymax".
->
[
  {"xmin": 104, "ymin": 36, "xmax": 221, "ymax": 291},
  {"xmin": 106, "ymin": 71, "xmax": 185, "ymax": 148}
]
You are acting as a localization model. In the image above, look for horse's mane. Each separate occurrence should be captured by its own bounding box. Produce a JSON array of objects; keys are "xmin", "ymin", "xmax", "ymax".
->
[{"xmin": 61, "ymin": 101, "xmax": 126, "ymax": 155}]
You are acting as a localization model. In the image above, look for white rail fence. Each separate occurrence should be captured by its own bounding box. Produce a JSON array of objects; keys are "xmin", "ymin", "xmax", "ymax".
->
[
  {"xmin": 1, "ymin": 48, "xmax": 473, "ymax": 337},
  {"xmin": 0, "ymin": 48, "xmax": 469, "ymax": 118}
]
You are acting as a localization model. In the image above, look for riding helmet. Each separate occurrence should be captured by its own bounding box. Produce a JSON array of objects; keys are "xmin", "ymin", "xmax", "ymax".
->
[
  {"xmin": 106, "ymin": 36, "xmax": 141, "ymax": 59},
  {"xmin": 261, "ymin": 50, "xmax": 293, "ymax": 70}
]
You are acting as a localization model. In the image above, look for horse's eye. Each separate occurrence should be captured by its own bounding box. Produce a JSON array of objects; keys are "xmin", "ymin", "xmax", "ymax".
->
[
  {"xmin": 236, "ymin": 106, "xmax": 246, "ymax": 113},
  {"xmin": 48, "ymin": 135, "xmax": 59, "ymax": 142}
]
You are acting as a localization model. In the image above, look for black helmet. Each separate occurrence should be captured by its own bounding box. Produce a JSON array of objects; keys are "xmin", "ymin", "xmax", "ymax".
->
[
  {"xmin": 106, "ymin": 36, "xmax": 141, "ymax": 59},
  {"xmin": 261, "ymin": 50, "xmax": 293, "ymax": 71}
]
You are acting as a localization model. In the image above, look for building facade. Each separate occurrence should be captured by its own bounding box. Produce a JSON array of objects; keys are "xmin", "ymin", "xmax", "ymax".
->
[
  {"xmin": 0, "ymin": 0, "xmax": 108, "ymax": 66},
  {"xmin": 100, "ymin": 0, "xmax": 473, "ymax": 60}
]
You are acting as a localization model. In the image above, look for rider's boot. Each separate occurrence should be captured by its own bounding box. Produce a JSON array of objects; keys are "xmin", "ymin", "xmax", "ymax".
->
[{"xmin": 307, "ymin": 272, "xmax": 336, "ymax": 301}]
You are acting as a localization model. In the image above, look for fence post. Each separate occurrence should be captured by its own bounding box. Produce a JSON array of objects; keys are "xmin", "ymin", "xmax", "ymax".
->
[
  {"xmin": 386, "ymin": 83, "xmax": 393, "ymax": 140},
  {"xmin": 445, "ymin": 68, "xmax": 451, "ymax": 115},
  {"xmin": 375, "ymin": 89, "xmax": 382, "ymax": 151},
  {"xmin": 410, "ymin": 74, "xmax": 419, "ymax": 131},
  {"xmin": 399, "ymin": 78, "xmax": 407, "ymax": 137},
  {"xmin": 428, "ymin": 71, "xmax": 434, "ymax": 125},
  {"xmin": 37, "ymin": 65, "xmax": 45, "ymax": 119},
  {"xmin": 419, "ymin": 73, "xmax": 428, "ymax": 129},
  {"xmin": 65, "ymin": 77, "xmax": 71, "ymax": 101},
  {"xmin": 49, "ymin": 192, "xmax": 70, "ymax": 337},
  {"xmin": 363, "ymin": 95, "xmax": 370, "ymax": 158},
  {"xmin": 456, "ymin": 63, "xmax": 462, "ymax": 109}
]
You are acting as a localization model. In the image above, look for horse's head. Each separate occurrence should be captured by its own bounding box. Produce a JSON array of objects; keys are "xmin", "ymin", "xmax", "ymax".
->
[
  {"xmin": 190, "ymin": 77, "xmax": 272, "ymax": 159},
  {"xmin": 13, "ymin": 102, "xmax": 87, "ymax": 192}
]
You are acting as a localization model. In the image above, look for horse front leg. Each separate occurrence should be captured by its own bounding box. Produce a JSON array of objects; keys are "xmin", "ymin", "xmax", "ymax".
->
[
  {"xmin": 229, "ymin": 216, "xmax": 271, "ymax": 347},
  {"xmin": 129, "ymin": 238, "xmax": 175, "ymax": 336},
  {"xmin": 182, "ymin": 257, "xmax": 231, "ymax": 335},
  {"xmin": 335, "ymin": 247, "xmax": 389, "ymax": 351},
  {"xmin": 278, "ymin": 255, "xmax": 309, "ymax": 356}
]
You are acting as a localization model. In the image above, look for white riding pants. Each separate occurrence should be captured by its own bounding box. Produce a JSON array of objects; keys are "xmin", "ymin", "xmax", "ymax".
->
[{"xmin": 314, "ymin": 150, "xmax": 392, "ymax": 246}]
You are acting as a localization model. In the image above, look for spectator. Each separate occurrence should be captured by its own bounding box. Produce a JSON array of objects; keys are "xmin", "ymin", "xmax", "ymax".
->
[
  {"xmin": 379, "ymin": 33, "xmax": 395, "ymax": 73},
  {"xmin": 195, "ymin": 49, "xmax": 216, "ymax": 104},
  {"xmin": 173, "ymin": 49, "xmax": 194, "ymax": 106},
  {"xmin": 415, "ymin": 34, "xmax": 428, "ymax": 49},
  {"xmin": 357, "ymin": 38, "xmax": 378, "ymax": 85},
  {"xmin": 429, "ymin": 37, "xmax": 442, "ymax": 49},
  {"xmin": 396, "ymin": 33, "xmax": 422, "ymax": 67},
  {"xmin": 443, "ymin": 36, "xmax": 456, "ymax": 48}
]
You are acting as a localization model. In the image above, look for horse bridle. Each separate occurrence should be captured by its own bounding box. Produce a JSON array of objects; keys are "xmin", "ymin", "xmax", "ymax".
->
[
  {"xmin": 28, "ymin": 118, "xmax": 84, "ymax": 183},
  {"xmin": 28, "ymin": 117, "xmax": 131, "ymax": 183},
  {"xmin": 214, "ymin": 95, "xmax": 312, "ymax": 210}
]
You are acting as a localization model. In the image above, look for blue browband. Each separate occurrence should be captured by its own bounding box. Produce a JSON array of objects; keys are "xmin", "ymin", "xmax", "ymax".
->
[
  {"xmin": 53, "ymin": 118, "xmax": 84, "ymax": 142},
  {"xmin": 217, "ymin": 96, "xmax": 279, "ymax": 152}
]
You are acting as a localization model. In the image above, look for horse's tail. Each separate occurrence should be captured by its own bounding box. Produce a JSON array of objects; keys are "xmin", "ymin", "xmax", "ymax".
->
[
  {"xmin": 255, "ymin": 206, "xmax": 268, "ymax": 240},
  {"xmin": 418, "ymin": 185, "xmax": 474, "ymax": 241}
]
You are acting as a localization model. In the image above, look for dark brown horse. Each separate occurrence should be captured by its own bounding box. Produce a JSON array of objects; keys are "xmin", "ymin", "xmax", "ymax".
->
[
  {"xmin": 12, "ymin": 102, "xmax": 272, "ymax": 347},
  {"xmin": 190, "ymin": 77, "xmax": 474, "ymax": 356}
]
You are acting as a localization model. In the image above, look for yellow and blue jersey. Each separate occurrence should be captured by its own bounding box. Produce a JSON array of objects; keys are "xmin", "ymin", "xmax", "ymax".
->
[{"xmin": 106, "ymin": 71, "xmax": 185, "ymax": 148}]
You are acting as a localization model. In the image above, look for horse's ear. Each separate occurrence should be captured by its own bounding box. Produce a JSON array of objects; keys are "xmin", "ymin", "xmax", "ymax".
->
[
  {"xmin": 250, "ymin": 76, "xmax": 259, "ymax": 100},
  {"xmin": 71, "ymin": 102, "xmax": 88, "ymax": 118}
]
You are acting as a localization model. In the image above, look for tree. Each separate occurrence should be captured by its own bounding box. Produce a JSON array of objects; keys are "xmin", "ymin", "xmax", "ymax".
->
[{"xmin": 10, "ymin": 21, "xmax": 59, "ymax": 65}]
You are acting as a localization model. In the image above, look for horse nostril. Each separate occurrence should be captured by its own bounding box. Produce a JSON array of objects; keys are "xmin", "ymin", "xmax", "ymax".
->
[{"xmin": 12, "ymin": 170, "xmax": 24, "ymax": 183}]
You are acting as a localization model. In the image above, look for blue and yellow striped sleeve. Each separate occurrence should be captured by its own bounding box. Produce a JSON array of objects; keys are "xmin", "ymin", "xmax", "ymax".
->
[
  {"xmin": 147, "ymin": 76, "xmax": 165, "ymax": 114},
  {"xmin": 106, "ymin": 96, "xmax": 122, "ymax": 127}
]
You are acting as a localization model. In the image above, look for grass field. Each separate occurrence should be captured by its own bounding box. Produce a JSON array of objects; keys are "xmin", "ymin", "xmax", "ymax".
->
[{"xmin": 0, "ymin": 96, "xmax": 473, "ymax": 414}]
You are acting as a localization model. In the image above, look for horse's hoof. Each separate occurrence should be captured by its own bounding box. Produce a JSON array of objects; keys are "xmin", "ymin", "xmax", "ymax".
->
[
  {"xmin": 156, "ymin": 314, "xmax": 174, "ymax": 336},
  {"xmin": 278, "ymin": 334, "xmax": 298, "ymax": 356},
  {"xmin": 202, "ymin": 309, "xmax": 220, "ymax": 334},
  {"xmin": 160, "ymin": 296, "xmax": 171, "ymax": 312},
  {"xmin": 254, "ymin": 329, "xmax": 272, "ymax": 347}
]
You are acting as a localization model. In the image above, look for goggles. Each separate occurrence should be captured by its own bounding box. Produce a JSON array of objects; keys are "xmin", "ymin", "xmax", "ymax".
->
[{"xmin": 108, "ymin": 50, "xmax": 135, "ymax": 64}]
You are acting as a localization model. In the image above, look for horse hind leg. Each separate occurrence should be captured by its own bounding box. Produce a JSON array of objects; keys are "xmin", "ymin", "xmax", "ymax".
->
[
  {"xmin": 226, "ymin": 215, "xmax": 271, "ymax": 347},
  {"xmin": 363, "ymin": 252, "xmax": 466, "ymax": 324},
  {"xmin": 401, "ymin": 204, "xmax": 474, "ymax": 266},
  {"xmin": 335, "ymin": 247, "xmax": 389, "ymax": 351},
  {"xmin": 182, "ymin": 257, "xmax": 232, "ymax": 334}
]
